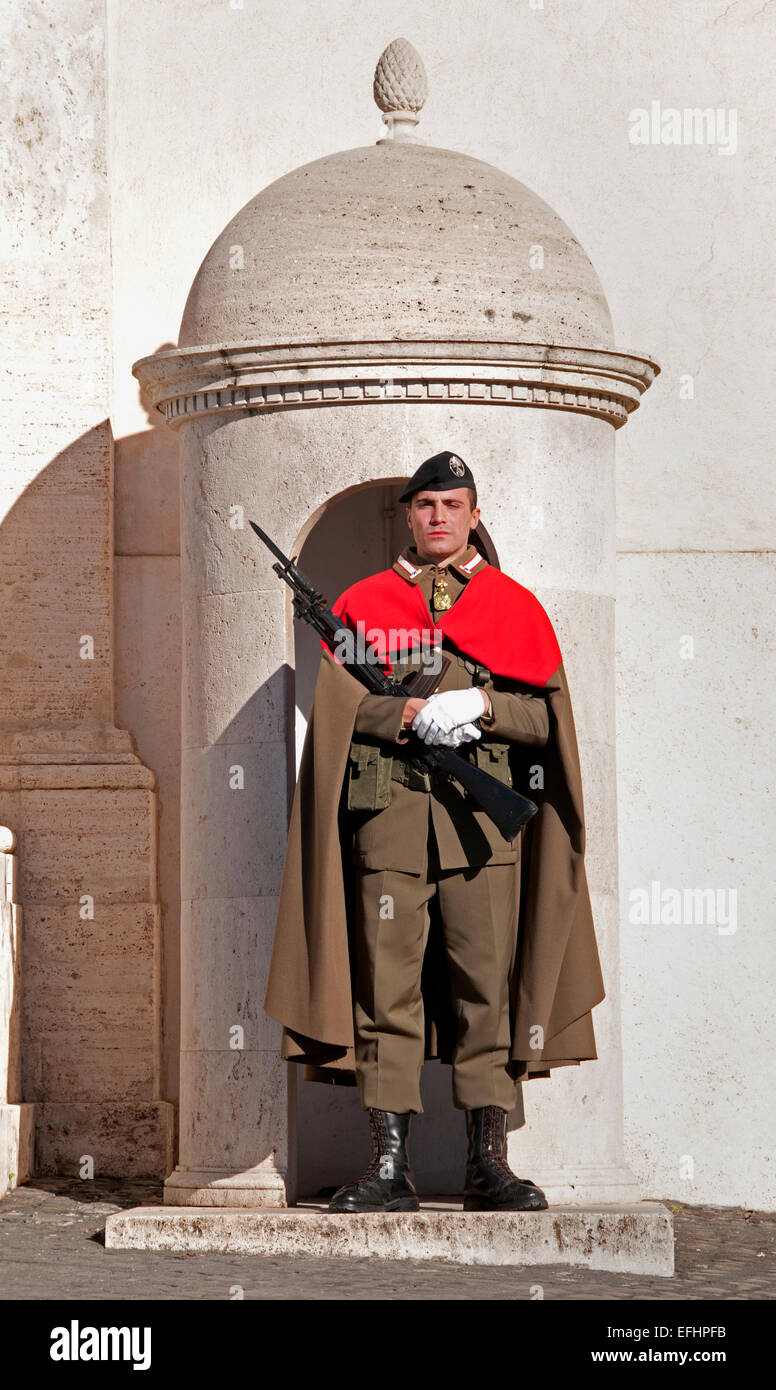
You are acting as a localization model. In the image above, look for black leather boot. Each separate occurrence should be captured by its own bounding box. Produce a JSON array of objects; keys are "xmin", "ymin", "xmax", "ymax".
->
[
  {"xmin": 463, "ymin": 1105, "xmax": 549, "ymax": 1211},
  {"xmin": 328, "ymin": 1108, "xmax": 420, "ymax": 1213}
]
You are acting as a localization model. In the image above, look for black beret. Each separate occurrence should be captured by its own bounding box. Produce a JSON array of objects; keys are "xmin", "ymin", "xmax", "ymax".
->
[{"xmin": 398, "ymin": 451, "xmax": 476, "ymax": 503}]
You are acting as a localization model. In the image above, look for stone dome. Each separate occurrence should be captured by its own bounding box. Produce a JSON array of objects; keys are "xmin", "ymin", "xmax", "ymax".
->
[{"xmin": 178, "ymin": 141, "xmax": 614, "ymax": 350}]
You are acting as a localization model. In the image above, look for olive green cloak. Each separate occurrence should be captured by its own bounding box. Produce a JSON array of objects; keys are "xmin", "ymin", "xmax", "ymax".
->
[{"xmin": 263, "ymin": 647, "xmax": 605, "ymax": 1088}]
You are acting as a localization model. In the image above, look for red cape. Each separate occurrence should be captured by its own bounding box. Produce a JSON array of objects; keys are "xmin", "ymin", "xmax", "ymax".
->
[{"xmin": 323, "ymin": 562, "xmax": 562, "ymax": 686}]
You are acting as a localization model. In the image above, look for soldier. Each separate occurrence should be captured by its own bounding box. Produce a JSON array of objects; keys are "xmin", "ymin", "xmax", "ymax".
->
[{"xmin": 263, "ymin": 450, "xmax": 605, "ymax": 1214}]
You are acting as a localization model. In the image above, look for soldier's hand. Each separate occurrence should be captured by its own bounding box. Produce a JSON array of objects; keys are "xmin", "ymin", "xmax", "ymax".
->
[
  {"xmin": 411, "ymin": 687, "xmax": 488, "ymax": 741},
  {"xmin": 416, "ymin": 718, "xmax": 482, "ymax": 747},
  {"xmin": 436, "ymin": 720, "xmax": 483, "ymax": 748}
]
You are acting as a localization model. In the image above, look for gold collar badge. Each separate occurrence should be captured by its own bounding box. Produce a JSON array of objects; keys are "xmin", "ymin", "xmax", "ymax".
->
[{"xmin": 432, "ymin": 574, "xmax": 452, "ymax": 610}]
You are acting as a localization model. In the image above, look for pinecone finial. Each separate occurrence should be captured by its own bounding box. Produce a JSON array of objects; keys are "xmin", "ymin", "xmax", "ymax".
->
[{"xmin": 373, "ymin": 38, "xmax": 428, "ymax": 144}]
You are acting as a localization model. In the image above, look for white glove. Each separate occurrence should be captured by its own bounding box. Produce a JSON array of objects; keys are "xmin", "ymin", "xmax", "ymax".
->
[
  {"xmin": 411, "ymin": 687, "xmax": 488, "ymax": 741},
  {"xmin": 415, "ymin": 716, "xmax": 483, "ymax": 748},
  {"xmin": 435, "ymin": 720, "xmax": 483, "ymax": 748}
]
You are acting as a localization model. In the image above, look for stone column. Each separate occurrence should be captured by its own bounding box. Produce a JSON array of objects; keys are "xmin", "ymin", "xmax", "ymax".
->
[{"xmin": 159, "ymin": 413, "xmax": 292, "ymax": 1206}]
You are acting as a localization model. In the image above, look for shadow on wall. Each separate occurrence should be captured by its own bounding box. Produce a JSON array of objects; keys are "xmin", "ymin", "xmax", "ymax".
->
[
  {"xmin": 113, "ymin": 349, "xmax": 182, "ymax": 1144},
  {"xmin": 0, "ymin": 343, "xmax": 182, "ymax": 1181}
]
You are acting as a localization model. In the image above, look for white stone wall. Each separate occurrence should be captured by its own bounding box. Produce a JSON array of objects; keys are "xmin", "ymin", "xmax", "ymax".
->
[
  {"xmin": 616, "ymin": 554, "xmax": 775, "ymax": 1206},
  {"xmin": 4, "ymin": 0, "xmax": 772, "ymax": 1204}
]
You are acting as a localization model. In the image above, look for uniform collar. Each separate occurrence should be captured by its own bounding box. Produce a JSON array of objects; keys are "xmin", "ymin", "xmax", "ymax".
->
[{"xmin": 392, "ymin": 541, "xmax": 487, "ymax": 585}]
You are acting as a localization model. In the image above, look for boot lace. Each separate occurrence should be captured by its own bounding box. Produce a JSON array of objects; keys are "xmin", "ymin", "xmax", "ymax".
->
[
  {"xmin": 357, "ymin": 1108, "xmax": 398, "ymax": 1181},
  {"xmin": 481, "ymin": 1105, "xmax": 513, "ymax": 1174}
]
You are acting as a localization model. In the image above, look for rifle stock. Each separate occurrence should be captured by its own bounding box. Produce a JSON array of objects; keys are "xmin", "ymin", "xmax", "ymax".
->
[{"xmin": 417, "ymin": 744, "xmax": 536, "ymax": 841}]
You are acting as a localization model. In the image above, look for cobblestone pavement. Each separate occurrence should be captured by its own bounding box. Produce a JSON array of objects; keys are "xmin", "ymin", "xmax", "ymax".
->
[{"xmin": 1, "ymin": 1178, "xmax": 774, "ymax": 1300}]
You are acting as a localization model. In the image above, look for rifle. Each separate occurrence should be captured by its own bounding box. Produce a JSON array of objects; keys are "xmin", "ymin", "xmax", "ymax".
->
[{"xmin": 249, "ymin": 520, "xmax": 539, "ymax": 841}]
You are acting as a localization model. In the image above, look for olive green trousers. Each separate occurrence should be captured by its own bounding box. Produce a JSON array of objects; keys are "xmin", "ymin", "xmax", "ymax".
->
[{"xmin": 351, "ymin": 814, "xmax": 520, "ymax": 1115}]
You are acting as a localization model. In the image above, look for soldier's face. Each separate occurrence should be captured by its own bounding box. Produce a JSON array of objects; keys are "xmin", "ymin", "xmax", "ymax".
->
[{"xmin": 406, "ymin": 488, "xmax": 480, "ymax": 564}]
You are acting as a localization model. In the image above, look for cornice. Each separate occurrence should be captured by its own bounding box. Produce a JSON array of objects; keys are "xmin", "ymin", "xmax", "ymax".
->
[{"xmin": 133, "ymin": 338, "xmax": 659, "ymax": 431}]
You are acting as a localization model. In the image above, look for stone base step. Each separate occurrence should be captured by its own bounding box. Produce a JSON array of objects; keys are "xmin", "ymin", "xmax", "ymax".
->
[{"xmin": 105, "ymin": 1198, "xmax": 674, "ymax": 1276}]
